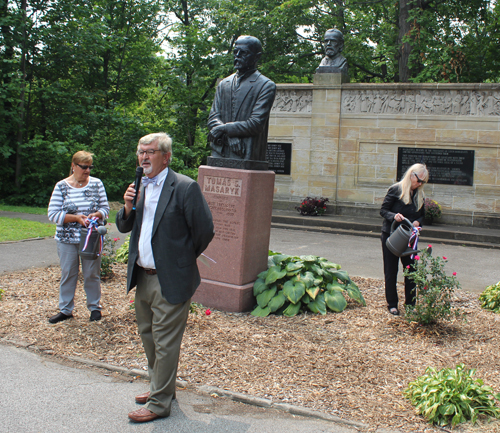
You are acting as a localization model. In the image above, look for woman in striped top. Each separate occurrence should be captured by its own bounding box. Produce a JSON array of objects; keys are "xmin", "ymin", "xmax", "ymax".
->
[{"xmin": 47, "ymin": 151, "xmax": 110, "ymax": 324}]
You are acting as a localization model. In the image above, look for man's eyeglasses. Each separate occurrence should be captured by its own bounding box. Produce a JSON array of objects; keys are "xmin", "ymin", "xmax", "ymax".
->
[
  {"xmin": 136, "ymin": 149, "xmax": 161, "ymax": 157},
  {"xmin": 413, "ymin": 172, "xmax": 426, "ymax": 184},
  {"xmin": 76, "ymin": 163, "xmax": 94, "ymax": 170}
]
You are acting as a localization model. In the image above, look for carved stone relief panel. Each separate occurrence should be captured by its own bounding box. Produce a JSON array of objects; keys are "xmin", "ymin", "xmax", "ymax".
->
[
  {"xmin": 272, "ymin": 89, "xmax": 313, "ymax": 113},
  {"xmin": 341, "ymin": 89, "xmax": 500, "ymax": 116}
]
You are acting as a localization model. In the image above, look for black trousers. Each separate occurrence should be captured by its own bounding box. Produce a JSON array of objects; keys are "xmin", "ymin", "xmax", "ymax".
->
[{"xmin": 381, "ymin": 232, "xmax": 416, "ymax": 309}]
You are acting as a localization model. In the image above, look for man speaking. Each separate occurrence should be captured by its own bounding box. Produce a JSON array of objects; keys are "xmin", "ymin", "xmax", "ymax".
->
[{"xmin": 116, "ymin": 132, "xmax": 214, "ymax": 423}]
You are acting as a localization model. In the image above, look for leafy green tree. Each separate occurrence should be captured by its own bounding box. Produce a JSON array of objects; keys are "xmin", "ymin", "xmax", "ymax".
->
[
  {"xmin": 1, "ymin": 0, "xmax": 163, "ymax": 205},
  {"xmin": 404, "ymin": 0, "xmax": 496, "ymax": 83},
  {"xmin": 265, "ymin": 0, "xmax": 500, "ymax": 83}
]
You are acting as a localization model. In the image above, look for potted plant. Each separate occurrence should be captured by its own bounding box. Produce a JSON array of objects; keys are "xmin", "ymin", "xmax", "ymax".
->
[
  {"xmin": 424, "ymin": 198, "xmax": 441, "ymax": 224},
  {"xmin": 295, "ymin": 197, "xmax": 329, "ymax": 216}
]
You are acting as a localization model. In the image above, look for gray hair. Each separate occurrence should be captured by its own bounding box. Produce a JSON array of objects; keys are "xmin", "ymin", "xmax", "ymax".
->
[{"xmin": 138, "ymin": 132, "xmax": 173, "ymax": 165}]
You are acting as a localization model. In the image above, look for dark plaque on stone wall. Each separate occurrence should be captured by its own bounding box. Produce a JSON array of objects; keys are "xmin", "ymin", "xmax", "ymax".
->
[
  {"xmin": 266, "ymin": 142, "xmax": 292, "ymax": 175},
  {"xmin": 397, "ymin": 147, "xmax": 474, "ymax": 186}
]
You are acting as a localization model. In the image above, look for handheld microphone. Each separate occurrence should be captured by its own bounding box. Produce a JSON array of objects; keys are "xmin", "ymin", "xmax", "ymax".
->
[
  {"xmin": 96, "ymin": 225, "xmax": 107, "ymax": 235},
  {"xmin": 132, "ymin": 166, "xmax": 143, "ymax": 211}
]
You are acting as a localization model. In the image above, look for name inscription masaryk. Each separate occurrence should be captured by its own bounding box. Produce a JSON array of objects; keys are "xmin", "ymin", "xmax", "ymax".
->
[
  {"xmin": 203, "ymin": 176, "xmax": 242, "ymax": 243},
  {"xmin": 203, "ymin": 176, "xmax": 242, "ymax": 196},
  {"xmin": 397, "ymin": 147, "xmax": 475, "ymax": 186}
]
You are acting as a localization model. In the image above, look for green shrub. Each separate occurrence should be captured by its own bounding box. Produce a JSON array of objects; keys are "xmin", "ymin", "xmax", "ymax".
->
[
  {"xmin": 479, "ymin": 281, "xmax": 500, "ymax": 313},
  {"xmin": 251, "ymin": 252, "xmax": 365, "ymax": 317},
  {"xmin": 115, "ymin": 235, "xmax": 130, "ymax": 264},
  {"xmin": 100, "ymin": 234, "xmax": 120, "ymax": 278},
  {"xmin": 404, "ymin": 364, "xmax": 500, "ymax": 427},
  {"xmin": 403, "ymin": 247, "xmax": 463, "ymax": 325}
]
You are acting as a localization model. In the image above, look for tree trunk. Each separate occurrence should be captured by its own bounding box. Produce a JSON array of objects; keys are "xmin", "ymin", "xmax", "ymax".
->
[
  {"xmin": 1, "ymin": 0, "xmax": 15, "ymax": 118},
  {"xmin": 15, "ymin": 0, "xmax": 27, "ymax": 189},
  {"xmin": 398, "ymin": 0, "xmax": 411, "ymax": 82},
  {"xmin": 398, "ymin": 0, "xmax": 431, "ymax": 82}
]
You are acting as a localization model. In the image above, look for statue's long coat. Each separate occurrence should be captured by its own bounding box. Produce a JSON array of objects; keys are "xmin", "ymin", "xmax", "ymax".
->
[{"xmin": 208, "ymin": 70, "xmax": 276, "ymax": 161}]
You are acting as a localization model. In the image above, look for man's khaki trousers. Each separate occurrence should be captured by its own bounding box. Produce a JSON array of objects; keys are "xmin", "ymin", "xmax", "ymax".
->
[{"xmin": 135, "ymin": 269, "xmax": 190, "ymax": 417}]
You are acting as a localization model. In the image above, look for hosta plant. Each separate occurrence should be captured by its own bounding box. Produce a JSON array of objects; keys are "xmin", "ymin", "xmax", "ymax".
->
[
  {"xmin": 403, "ymin": 247, "xmax": 463, "ymax": 325},
  {"xmin": 251, "ymin": 252, "xmax": 366, "ymax": 317},
  {"xmin": 479, "ymin": 281, "xmax": 500, "ymax": 313},
  {"xmin": 404, "ymin": 364, "xmax": 500, "ymax": 427},
  {"xmin": 115, "ymin": 235, "xmax": 131, "ymax": 264}
]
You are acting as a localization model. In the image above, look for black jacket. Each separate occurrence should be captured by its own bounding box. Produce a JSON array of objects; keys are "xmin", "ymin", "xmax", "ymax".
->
[
  {"xmin": 116, "ymin": 169, "xmax": 214, "ymax": 304},
  {"xmin": 380, "ymin": 184, "xmax": 425, "ymax": 234}
]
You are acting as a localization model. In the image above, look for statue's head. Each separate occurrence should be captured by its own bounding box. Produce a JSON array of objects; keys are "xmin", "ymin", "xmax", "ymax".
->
[
  {"xmin": 323, "ymin": 29, "xmax": 344, "ymax": 59},
  {"xmin": 233, "ymin": 35, "xmax": 262, "ymax": 73}
]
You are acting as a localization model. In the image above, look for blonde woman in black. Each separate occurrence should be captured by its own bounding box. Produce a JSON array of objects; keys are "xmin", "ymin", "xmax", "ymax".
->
[{"xmin": 380, "ymin": 163, "xmax": 429, "ymax": 315}]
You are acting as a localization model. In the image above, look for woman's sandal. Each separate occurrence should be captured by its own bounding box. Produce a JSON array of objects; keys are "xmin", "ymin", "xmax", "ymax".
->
[{"xmin": 388, "ymin": 307, "xmax": 400, "ymax": 316}]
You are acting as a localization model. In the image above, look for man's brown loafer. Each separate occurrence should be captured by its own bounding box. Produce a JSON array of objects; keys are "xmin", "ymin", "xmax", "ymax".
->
[
  {"xmin": 128, "ymin": 407, "xmax": 161, "ymax": 423},
  {"xmin": 135, "ymin": 391, "xmax": 150, "ymax": 404}
]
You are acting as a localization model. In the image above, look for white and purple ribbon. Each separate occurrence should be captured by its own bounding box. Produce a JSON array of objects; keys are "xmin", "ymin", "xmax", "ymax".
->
[
  {"xmin": 82, "ymin": 217, "xmax": 104, "ymax": 256},
  {"xmin": 408, "ymin": 226, "xmax": 421, "ymax": 259}
]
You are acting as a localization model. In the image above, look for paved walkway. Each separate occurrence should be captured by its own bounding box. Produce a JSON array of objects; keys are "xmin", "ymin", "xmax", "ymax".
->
[{"xmin": 0, "ymin": 344, "xmax": 360, "ymax": 433}]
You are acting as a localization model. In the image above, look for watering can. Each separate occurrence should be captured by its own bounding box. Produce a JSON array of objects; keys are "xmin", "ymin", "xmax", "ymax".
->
[
  {"xmin": 78, "ymin": 220, "xmax": 107, "ymax": 260},
  {"xmin": 386, "ymin": 217, "xmax": 420, "ymax": 257}
]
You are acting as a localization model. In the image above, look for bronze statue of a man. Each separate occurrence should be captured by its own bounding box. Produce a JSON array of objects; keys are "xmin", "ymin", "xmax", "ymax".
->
[
  {"xmin": 318, "ymin": 29, "xmax": 348, "ymax": 75},
  {"xmin": 208, "ymin": 35, "xmax": 276, "ymax": 162}
]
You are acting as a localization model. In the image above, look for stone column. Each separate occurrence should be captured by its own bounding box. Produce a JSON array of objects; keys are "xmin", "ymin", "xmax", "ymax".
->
[{"xmin": 309, "ymin": 73, "xmax": 345, "ymax": 202}]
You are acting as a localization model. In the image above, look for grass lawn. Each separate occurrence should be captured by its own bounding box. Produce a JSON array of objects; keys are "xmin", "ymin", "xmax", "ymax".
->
[
  {"xmin": 0, "ymin": 206, "xmax": 118, "ymax": 241},
  {"xmin": 0, "ymin": 204, "xmax": 47, "ymax": 215},
  {"xmin": 0, "ymin": 217, "xmax": 55, "ymax": 242}
]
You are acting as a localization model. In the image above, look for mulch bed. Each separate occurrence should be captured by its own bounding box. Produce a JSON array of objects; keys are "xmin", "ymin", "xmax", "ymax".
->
[{"xmin": 1, "ymin": 263, "xmax": 499, "ymax": 433}]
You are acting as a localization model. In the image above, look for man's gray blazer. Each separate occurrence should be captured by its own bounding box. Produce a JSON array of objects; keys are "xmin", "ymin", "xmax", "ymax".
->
[
  {"xmin": 116, "ymin": 169, "xmax": 214, "ymax": 305},
  {"xmin": 208, "ymin": 70, "xmax": 276, "ymax": 161}
]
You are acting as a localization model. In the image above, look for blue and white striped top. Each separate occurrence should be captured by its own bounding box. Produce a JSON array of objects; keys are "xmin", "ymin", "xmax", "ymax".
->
[{"xmin": 48, "ymin": 176, "xmax": 110, "ymax": 244}]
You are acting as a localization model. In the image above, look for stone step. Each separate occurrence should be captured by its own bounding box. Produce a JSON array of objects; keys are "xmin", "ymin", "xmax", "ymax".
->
[{"xmin": 271, "ymin": 212, "xmax": 500, "ymax": 250}]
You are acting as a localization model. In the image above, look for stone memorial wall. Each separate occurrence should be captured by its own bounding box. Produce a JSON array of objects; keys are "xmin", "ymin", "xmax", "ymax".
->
[
  {"xmin": 268, "ymin": 79, "xmax": 500, "ymax": 227},
  {"xmin": 272, "ymin": 89, "xmax": 313, "ymax": 113},
  {"xmin": 341, "ymin": 88, "xmax": 500, "ymax": 116}
]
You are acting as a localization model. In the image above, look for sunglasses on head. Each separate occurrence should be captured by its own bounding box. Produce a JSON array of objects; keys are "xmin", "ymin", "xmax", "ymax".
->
[
  {"xmin": 76, "ymin": 163, "xmax": 94, "ymax": 170},
  {"xmin": 413, "ymin": 172, "xmax": 426, "ymax": 184}
]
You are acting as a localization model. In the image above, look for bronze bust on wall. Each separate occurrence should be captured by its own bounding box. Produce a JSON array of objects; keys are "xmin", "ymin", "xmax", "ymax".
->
[{"xmin": 316, "ymin": 29, "xmax": 349, "ymax": 80}]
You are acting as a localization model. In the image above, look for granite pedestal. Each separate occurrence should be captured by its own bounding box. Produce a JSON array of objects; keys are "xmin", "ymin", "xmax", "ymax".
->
[{"xmin": 195, "ymin": 165, "xmax": 275, "ymax": 312}]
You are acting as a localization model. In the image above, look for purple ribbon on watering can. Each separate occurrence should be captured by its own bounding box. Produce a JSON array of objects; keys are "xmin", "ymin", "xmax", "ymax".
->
[
  {"xmin": 408, "ymin": 226, "xmax": 421, "ymax": 259},
  {"xmin": 82, "ymin": 217, "xmax": 104, "ymax": 256}
]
